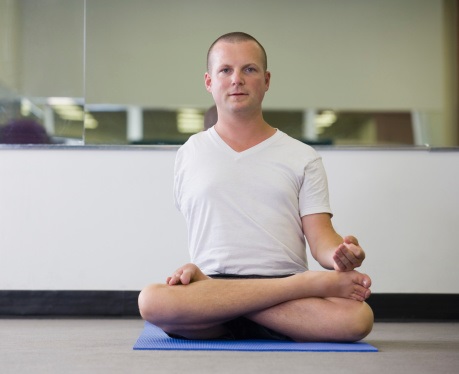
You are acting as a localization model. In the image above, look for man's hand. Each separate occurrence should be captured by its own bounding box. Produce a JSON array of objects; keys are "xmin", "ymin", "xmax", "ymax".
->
[{"xmin": 332, "ymin": 236, "xmax": 366, "ymax": 271}]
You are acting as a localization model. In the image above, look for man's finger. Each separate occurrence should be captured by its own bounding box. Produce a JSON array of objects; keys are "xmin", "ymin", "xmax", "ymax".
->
[
  {"xmin": 333, "ymin": 253, "xmax": 347, "ymax": 271},
  {"xmin": 343, "ymin": 242, "xmax": 365, "ymax": 261},
  {"xmin": 344, "ymin": 235, "xmax": 359, "ymax": 246}
]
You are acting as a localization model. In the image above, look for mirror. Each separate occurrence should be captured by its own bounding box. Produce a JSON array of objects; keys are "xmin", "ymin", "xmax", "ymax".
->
[
  {"xmin": 0, "ymin": 0, "xmax": 85, "ymax": 145},
  {"xmin": 84, "ymin": 0, "xmax": 457, "ymax": 147},
  {"xmin": 1, "ymin": 0, "xmax": 457, "ymax": 148}
]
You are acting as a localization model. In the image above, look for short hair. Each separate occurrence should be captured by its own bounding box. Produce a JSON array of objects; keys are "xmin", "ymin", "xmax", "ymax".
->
[{"xmin": 207, "ymin": 32, "xmax": 268, "ymax": 73}]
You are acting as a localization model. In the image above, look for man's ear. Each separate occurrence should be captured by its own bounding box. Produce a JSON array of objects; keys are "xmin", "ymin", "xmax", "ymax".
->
[
  {"xmin": 264, "ymin": 71, "xmax": 271, "ymax": 91},
  {"xmin": 204, "ymin": 72, "xmax": 212, "ymax": 93}
]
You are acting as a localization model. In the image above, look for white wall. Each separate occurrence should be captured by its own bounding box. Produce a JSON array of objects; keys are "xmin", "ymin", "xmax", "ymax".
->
[{"xmin": 1, "ymin": 147, "xmax": 458, "ymax": 293}]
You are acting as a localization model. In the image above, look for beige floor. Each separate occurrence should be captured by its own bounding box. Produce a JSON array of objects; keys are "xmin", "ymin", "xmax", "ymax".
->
[{"xmin": 0, "ymin": 318, "xmax": 458, "ymax": 374}]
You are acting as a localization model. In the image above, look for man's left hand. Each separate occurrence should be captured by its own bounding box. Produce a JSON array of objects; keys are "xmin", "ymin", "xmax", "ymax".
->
[{"xmin": 332, "ymin": 236, "xmax": 366, "ymax": 271}]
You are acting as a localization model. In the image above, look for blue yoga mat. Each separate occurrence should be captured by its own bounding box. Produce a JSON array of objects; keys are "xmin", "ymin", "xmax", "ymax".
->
[{"xmin": 133, "ymin": 322, "xmax": 378, "ymax": 352}]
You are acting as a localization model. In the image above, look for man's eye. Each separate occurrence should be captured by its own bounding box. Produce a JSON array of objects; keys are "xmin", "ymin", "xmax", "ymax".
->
[
  {"xmin": 246, "ymin": 67, "xmax": 256, "ymax": 73},
  {"xmin": 221, "ymin": 68, "xmax": 230, "ymax": 73}
]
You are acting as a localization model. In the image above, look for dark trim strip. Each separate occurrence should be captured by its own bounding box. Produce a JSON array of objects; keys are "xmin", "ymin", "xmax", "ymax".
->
[
  {"xmin": 367, "ymin": 293, "xmax": 459, "ymax": 321},
  {"xmin": 1, "ymin": 291, "xmax": 458, "ymax": 321},
  {"xmin": 0, "ymin": 290, "xmax": 140, "ymax": 317}
]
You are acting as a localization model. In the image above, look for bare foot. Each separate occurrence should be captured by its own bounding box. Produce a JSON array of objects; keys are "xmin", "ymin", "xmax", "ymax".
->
[
  {"xmin": 166, "ymin": 263, "xmax": 210, "ymax": 285},
  {"xmin": 300, "ymin": 270, "xmax": 372, "ymax": 302}
]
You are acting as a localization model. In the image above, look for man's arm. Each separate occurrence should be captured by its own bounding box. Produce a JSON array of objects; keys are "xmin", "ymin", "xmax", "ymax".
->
[{"xmin": 302, "ymin": 213, "xmax": 365, "ymax": 271}]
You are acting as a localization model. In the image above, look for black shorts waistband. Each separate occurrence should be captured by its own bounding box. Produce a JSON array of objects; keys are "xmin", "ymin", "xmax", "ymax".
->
[{"xmin": 208, "ymin": 274, "xmax": 294, "ymax": 279}]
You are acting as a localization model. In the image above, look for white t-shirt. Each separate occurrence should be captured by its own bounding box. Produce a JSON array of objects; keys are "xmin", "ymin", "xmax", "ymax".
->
[{"xmin": 174, "ymin": 127, "xmax": 332, "ymax": 276}]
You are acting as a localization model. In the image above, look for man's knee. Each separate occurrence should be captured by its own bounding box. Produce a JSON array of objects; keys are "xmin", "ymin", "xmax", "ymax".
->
[
  {"xmin": 138, "ymin": 284, "xmax": 166, "ymax": 323},
  {"xmin": 348, "ymin": 302, "xmax": 374, "ymax": 341},
  {"xmin": 314, "ymin": 300, "xmax": 374, "ymax": 342}
]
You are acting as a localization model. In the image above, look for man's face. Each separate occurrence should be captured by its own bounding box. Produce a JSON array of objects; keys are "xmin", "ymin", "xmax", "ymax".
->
[{"xmin": 205, "ymin": 40, "xmax": 270, "ymax": 116}]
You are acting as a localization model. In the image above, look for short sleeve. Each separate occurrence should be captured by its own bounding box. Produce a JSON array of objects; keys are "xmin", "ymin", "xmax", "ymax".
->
[{"xmin": 298, "ymin": 157, "xmax": 333, "ymax": 217}]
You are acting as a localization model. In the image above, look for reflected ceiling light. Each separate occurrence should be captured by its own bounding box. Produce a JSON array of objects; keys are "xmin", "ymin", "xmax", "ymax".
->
[
  {"xmin": 84, "ymin": 114, "xmax": 98, "ymax": 129},
  {"xmin": 47, "ymin": 97, "xmax": 98, "ymax": 129},
  {"xmin": 20, "ymin": 98, "xmax": 31, "ymax": 116},
  {"xmin": 315, "ymin": 110, "xmax": 337, "ymax": 128},
  {"xmin": 53, "ymin": 105, "xmax": 84, "ymax": 121},
  {"xmin": 47, "ymin": 97, "xmax": 76, "ymax": 106},
  {"xmin": 20, "ymin": 98, "xmax": 43, "ymax": 118},
  {"xmin": 177, "ymin": 108, "xmax": 203, "ymax": 133}
]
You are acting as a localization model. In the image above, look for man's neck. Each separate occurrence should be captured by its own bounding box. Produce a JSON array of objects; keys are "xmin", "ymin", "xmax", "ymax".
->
[{"xmin": 214, "ymin": 113, "xmax": 276, "ymax": 153}]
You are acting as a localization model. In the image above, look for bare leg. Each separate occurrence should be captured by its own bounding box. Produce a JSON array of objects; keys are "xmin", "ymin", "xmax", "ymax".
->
[
  {"xmin": 245, "ymin": 297, "xmax": 374, "ymax": 342},
  {"xmin": 138, "ymin": 263, "xmax": 373, "ymax": 341}
]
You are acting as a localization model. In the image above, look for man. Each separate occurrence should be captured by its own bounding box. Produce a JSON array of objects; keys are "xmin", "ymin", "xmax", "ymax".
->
[{"xmin": 138, "ymin": 32, "xmax": 373, "ymax": 342}]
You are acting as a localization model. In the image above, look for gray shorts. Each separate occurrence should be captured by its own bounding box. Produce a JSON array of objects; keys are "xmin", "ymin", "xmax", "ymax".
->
[{"xmin": 167, "ymin": 274, "xmax": 294, "ymax": 341}]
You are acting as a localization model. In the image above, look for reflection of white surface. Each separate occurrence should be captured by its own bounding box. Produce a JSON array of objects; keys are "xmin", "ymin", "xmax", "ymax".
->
[
  {"xmin": 50, "ymin": 136, "xmax": 84, "ymax": 145},
  {"xmin": 43, "ymin": 105, "xmax": 55, "ymax": 134},
  {"xmin": 411, "ymin": 111, "xmax": 431, "ymax": 147},
  {"xmin": 127, "ymin": 106, "xmax": 143, "ymax": 142},
  {"xmin": 303, "ymin": 109, "xmax": 317, "ymax": 141}
]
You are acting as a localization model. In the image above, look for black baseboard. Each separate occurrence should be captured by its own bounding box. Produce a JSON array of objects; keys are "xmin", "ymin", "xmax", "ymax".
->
[
  {"xmin": 367, "ymin": 293, "xmax": 459, "ymax": 321},
  {"xmin": 0, "ymin": 290, "xmax": 140, "ymax": 317},
  {"xmin": 1, "ymin": 291, "xmax": 458, "ymax": 321}
]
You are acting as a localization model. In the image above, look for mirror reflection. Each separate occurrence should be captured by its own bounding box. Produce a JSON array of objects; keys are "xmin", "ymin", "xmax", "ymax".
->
[
  {"xmin": 1, "ymin": 0, "xmax": 456, "ymax": 147},
  {"xmin": 0, "ymin": 0, "xmax": 84, "ymax": 145},
  {"xmin": 84, "ymin": 0, "xmax": 457, "ymax": 147},
  {"xmin": 84, "ymin": 107, "xmax": 423, "ymax": 147}
]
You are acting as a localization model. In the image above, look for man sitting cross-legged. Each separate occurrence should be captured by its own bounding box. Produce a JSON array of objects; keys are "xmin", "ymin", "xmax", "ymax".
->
[{"xmin": 138, "ymin": 31, "xmax": 374, "ymax": 342}]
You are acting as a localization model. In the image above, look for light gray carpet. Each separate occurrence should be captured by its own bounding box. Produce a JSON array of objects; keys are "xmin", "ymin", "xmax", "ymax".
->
[{"xmin": 0, "ymin": 319, "xmax": 458, "ymax": 374}]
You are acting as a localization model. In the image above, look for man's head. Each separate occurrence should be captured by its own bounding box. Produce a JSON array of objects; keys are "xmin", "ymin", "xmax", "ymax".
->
[
  {"xmin": 204, "ymin": 32, "xmax": 271, "ymax": 117},
  {"xmin": 207, "ymin": 32, "xmax": 267, "ymax": 74}
]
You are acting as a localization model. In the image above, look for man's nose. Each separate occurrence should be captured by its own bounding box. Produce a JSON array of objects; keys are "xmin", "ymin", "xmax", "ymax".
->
[{"xmin": 232, "ymin": 71, "xmax": 244, "ymax": 85}]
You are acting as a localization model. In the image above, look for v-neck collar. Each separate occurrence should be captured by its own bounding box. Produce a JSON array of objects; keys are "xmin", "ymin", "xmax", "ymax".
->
[{"xmin": 209, "ymin": 126, "xmax": 282, "ymax": 159}]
